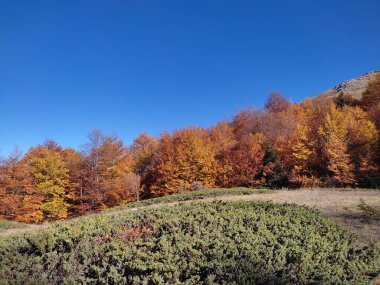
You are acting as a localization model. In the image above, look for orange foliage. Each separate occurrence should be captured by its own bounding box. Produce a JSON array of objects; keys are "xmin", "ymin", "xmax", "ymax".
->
[
  {"xmin": 0, "ymin": 149, "xmax": 42, "ymax": 222},
  {"xmin": 1, "ymin": 90, "xmax": 380, "ymax": 222},
  {"xmin": 149, "ymin": 128, "xmax": 216, "ymax": 196}
]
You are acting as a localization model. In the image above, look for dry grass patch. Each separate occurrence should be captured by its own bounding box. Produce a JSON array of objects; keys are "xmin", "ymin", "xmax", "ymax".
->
[{"xmin": 212, "ymin": 188, "xmax": 380, "ymax": 245}]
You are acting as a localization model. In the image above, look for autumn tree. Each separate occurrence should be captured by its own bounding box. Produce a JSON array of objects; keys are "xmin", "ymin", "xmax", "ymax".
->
[
  {"xmin": 298, "ymin": 96, "xmax": 335, "ymax": 176},
  {"xmin": 334, "ymin": 93, "xmax": 358, "ymax": 108},
  {"xmin": 26, "ymin": 144, "xmax": 70, "ymax": 220},
  {"xmin": 360, "ymin": 74, "xmax": 380, "ymax": 110},
  {"xmin": 131, "ymin": 133, "xmax": 158, "ymax": 196},
  {"xmin": 324, "ymin": 134, "xmax": 355, "ymax": 186},
  {"xmin": 81, "ymin": 130, "xmax": 139, "ymax": 212},
  {"xmin": 62, "ymin": 147, "xmax": 85, "ymax": 216},
  {"xmin": 0, "ymin": 148, "xmax": 41, "ymax": 222},
  {"xmin": 344, "ymin": 107, "xmax": 379, "ymax": 187},
  {"xmin": 319, "ymin": 106, "xmax": 355, "ymax": 186},
  {"xmin": 357, "ymin": 153, "xmax": 379, "ymax": 188},
  {"xmin": 114, "ymin": 171, "xmax": 141, "ymax": 201},
  {"xmin": 287, "ymin": 124, "xmax": 318, "ymax": 187},
  {"xmin": 0, "ymin": 149, "xmax": 23, "ymax": 219},
  {"xmin": 208, "ymin": 121, "xmax": 236, "ymax": 154},
  {"xmin": 345, "ymin": 107, "xmax": 378, "ymax": 162},
  {"xmin": 264, "ymin": 92, "xmax": 292, "ymax": 113},
  {"xmin": 149, "ymin": 128, "xmax": 216, "ymax": 196},
  {"xmin": 367, "ymin": 102, "xmax": 380, "ymax": 130},
  {"xmin": 232, "ymin": 108, "xmax": 264, "ymax": 139},
  {"xmin": 102, "ymin": 149, "xmax": 138, "ymax": 205},
  {"xmin": 367, "ymin": 102, "xmax": 380, "ymax": 183},
  {"xmin": 217, "ymin": 133, "xmax": 265, "ymax": 188},
  {"xmin": 233, "ymin": 93, "xmax": 296, "ymax": 144}
]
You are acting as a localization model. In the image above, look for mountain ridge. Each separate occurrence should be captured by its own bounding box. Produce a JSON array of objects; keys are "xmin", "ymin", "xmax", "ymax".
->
[{"xmin": 320, "ymin": 69, "xmax": 380, "ymax": 99}]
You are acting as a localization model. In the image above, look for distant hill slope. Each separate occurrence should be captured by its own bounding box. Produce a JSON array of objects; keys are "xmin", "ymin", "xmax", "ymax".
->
[{"xmin": 321, "ymin": 69, "xmax": 380, "ymax": 99}]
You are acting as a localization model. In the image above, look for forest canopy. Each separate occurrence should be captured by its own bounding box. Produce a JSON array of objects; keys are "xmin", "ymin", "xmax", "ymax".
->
[{"xmin": 1, "ymin": 74, "xmax": 380, "ymax": 222}]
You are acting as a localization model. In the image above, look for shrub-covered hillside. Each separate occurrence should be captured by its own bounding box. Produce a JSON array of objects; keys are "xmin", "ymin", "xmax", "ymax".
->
[{"xmin": 0, "ymin": 201, "xmax": 378, "ymax": 284}]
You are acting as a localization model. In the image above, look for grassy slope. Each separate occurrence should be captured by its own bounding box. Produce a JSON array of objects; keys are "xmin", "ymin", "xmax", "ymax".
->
[
  {"xmin": 1, "ymin": 187, "xmax": 379, "ymax": 245},
  {"xmin": 0, "ymin": 188, "xmax": 268, "ymax": 235},
  {"xmin": 110, "ymin": 187, "xmax": 269, "ymax": 212}
]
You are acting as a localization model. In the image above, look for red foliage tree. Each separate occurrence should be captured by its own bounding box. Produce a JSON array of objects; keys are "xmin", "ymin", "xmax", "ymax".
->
[{"xmin": 217, "ymin": 134, "xmax": 265, "ymax": 188}]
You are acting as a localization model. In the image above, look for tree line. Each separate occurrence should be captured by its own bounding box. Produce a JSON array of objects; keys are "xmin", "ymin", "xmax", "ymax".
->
[{"xmin": 1, "ymin": 75, "xmax": 379, "ymax": 222}]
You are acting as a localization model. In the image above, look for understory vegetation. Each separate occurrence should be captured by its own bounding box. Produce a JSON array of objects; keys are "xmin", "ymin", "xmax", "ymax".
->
[{"xmin": 0, "ymin": 201, "xmax": 378, "ymax": 284}]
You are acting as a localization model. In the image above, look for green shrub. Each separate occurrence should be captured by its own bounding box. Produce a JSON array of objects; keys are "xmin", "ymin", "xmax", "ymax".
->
[
  {"xmin": 359, "ymin": 199, "xmax": 380, "ymax": 221},
  {"xmin": 0, "ymin": 201, "xmax": 378, "ymax": 284}
]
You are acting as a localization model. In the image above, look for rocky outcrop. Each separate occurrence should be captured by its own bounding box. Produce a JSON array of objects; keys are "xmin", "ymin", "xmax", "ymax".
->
[{"xmin": 321, "ymin": 69, "xmax": 380, "ymax": 99}]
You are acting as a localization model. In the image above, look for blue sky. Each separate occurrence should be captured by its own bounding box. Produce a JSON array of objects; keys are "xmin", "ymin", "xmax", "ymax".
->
[{"xmin": 1, "ymin": 0, "xmax": 379, "ymax": 155}]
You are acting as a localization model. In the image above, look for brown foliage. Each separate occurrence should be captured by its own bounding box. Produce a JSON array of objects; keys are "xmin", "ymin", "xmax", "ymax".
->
[
  {"xmin": 217, "ymin": 133, "xmax": 265, "ymax": 188},
  {"xmin": 94, "ymin": 225, "xmax": 153, "ymax": 245},
  {"xmin": 264, "ymin": 92, "xmax": 293, "ymax": 113},
  {"xmin": 79, "ymin": 130, "xmax": 139, "ymax": 212},
  {"xmin": 360, "ymin": 74, "xmax": 380, "ymax": 110},
  {"xmin": 131, "ymin": 133, "xmax": 158, "ymax": 197}
]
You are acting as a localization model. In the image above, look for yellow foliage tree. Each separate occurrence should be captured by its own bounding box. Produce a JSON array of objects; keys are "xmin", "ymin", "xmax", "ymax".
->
[
  {"xmin": 287, "ymin": 124, "xmax": 318, "ymax": 187},
  {"xmin": 27, "ymin": 147, "xmax": 70, "ymax": 220},
  {"xmin": 345, "ymin": 107, "xmax": 378, "ymax": 162},
  {"xmin": 344, "ymin": 107, "xmax": 379, "ymax": 187},
  {"xmin": 319, "ymin": 105, "xmax": 355, "ymax": 186}
]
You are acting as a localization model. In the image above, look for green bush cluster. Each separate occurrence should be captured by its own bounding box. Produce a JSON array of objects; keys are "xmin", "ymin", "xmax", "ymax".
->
[
  {"xmin": 358, "ymin": 199, "xmax": 380, "ymax": 221},
  {"xmin": 0, "ymin": 201, "xmax": 378, "ymax": 284}
]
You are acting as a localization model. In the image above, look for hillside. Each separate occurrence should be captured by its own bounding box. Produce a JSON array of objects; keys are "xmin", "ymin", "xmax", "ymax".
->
[
  {"xmin": 0, "ymin": 188, "xmax": 379, "ymax": 284},
  {"xmin": 320, "ymin": 69, "xmax": 380, "ymax": 99},
  {"xmin": 2, "ymin": 188, "xmax": 379, "ymax": 244}
]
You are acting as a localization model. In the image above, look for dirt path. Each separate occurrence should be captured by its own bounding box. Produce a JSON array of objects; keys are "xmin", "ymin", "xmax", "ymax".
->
[{"xmin": 1, "ymin": 189, "xmax": 379, "ymax": 244}]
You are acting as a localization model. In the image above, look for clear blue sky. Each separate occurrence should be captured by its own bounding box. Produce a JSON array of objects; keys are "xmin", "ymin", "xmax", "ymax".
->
[{"xmin": 1, "ymin": 0, "xmax": 379, "ymax": 155}]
